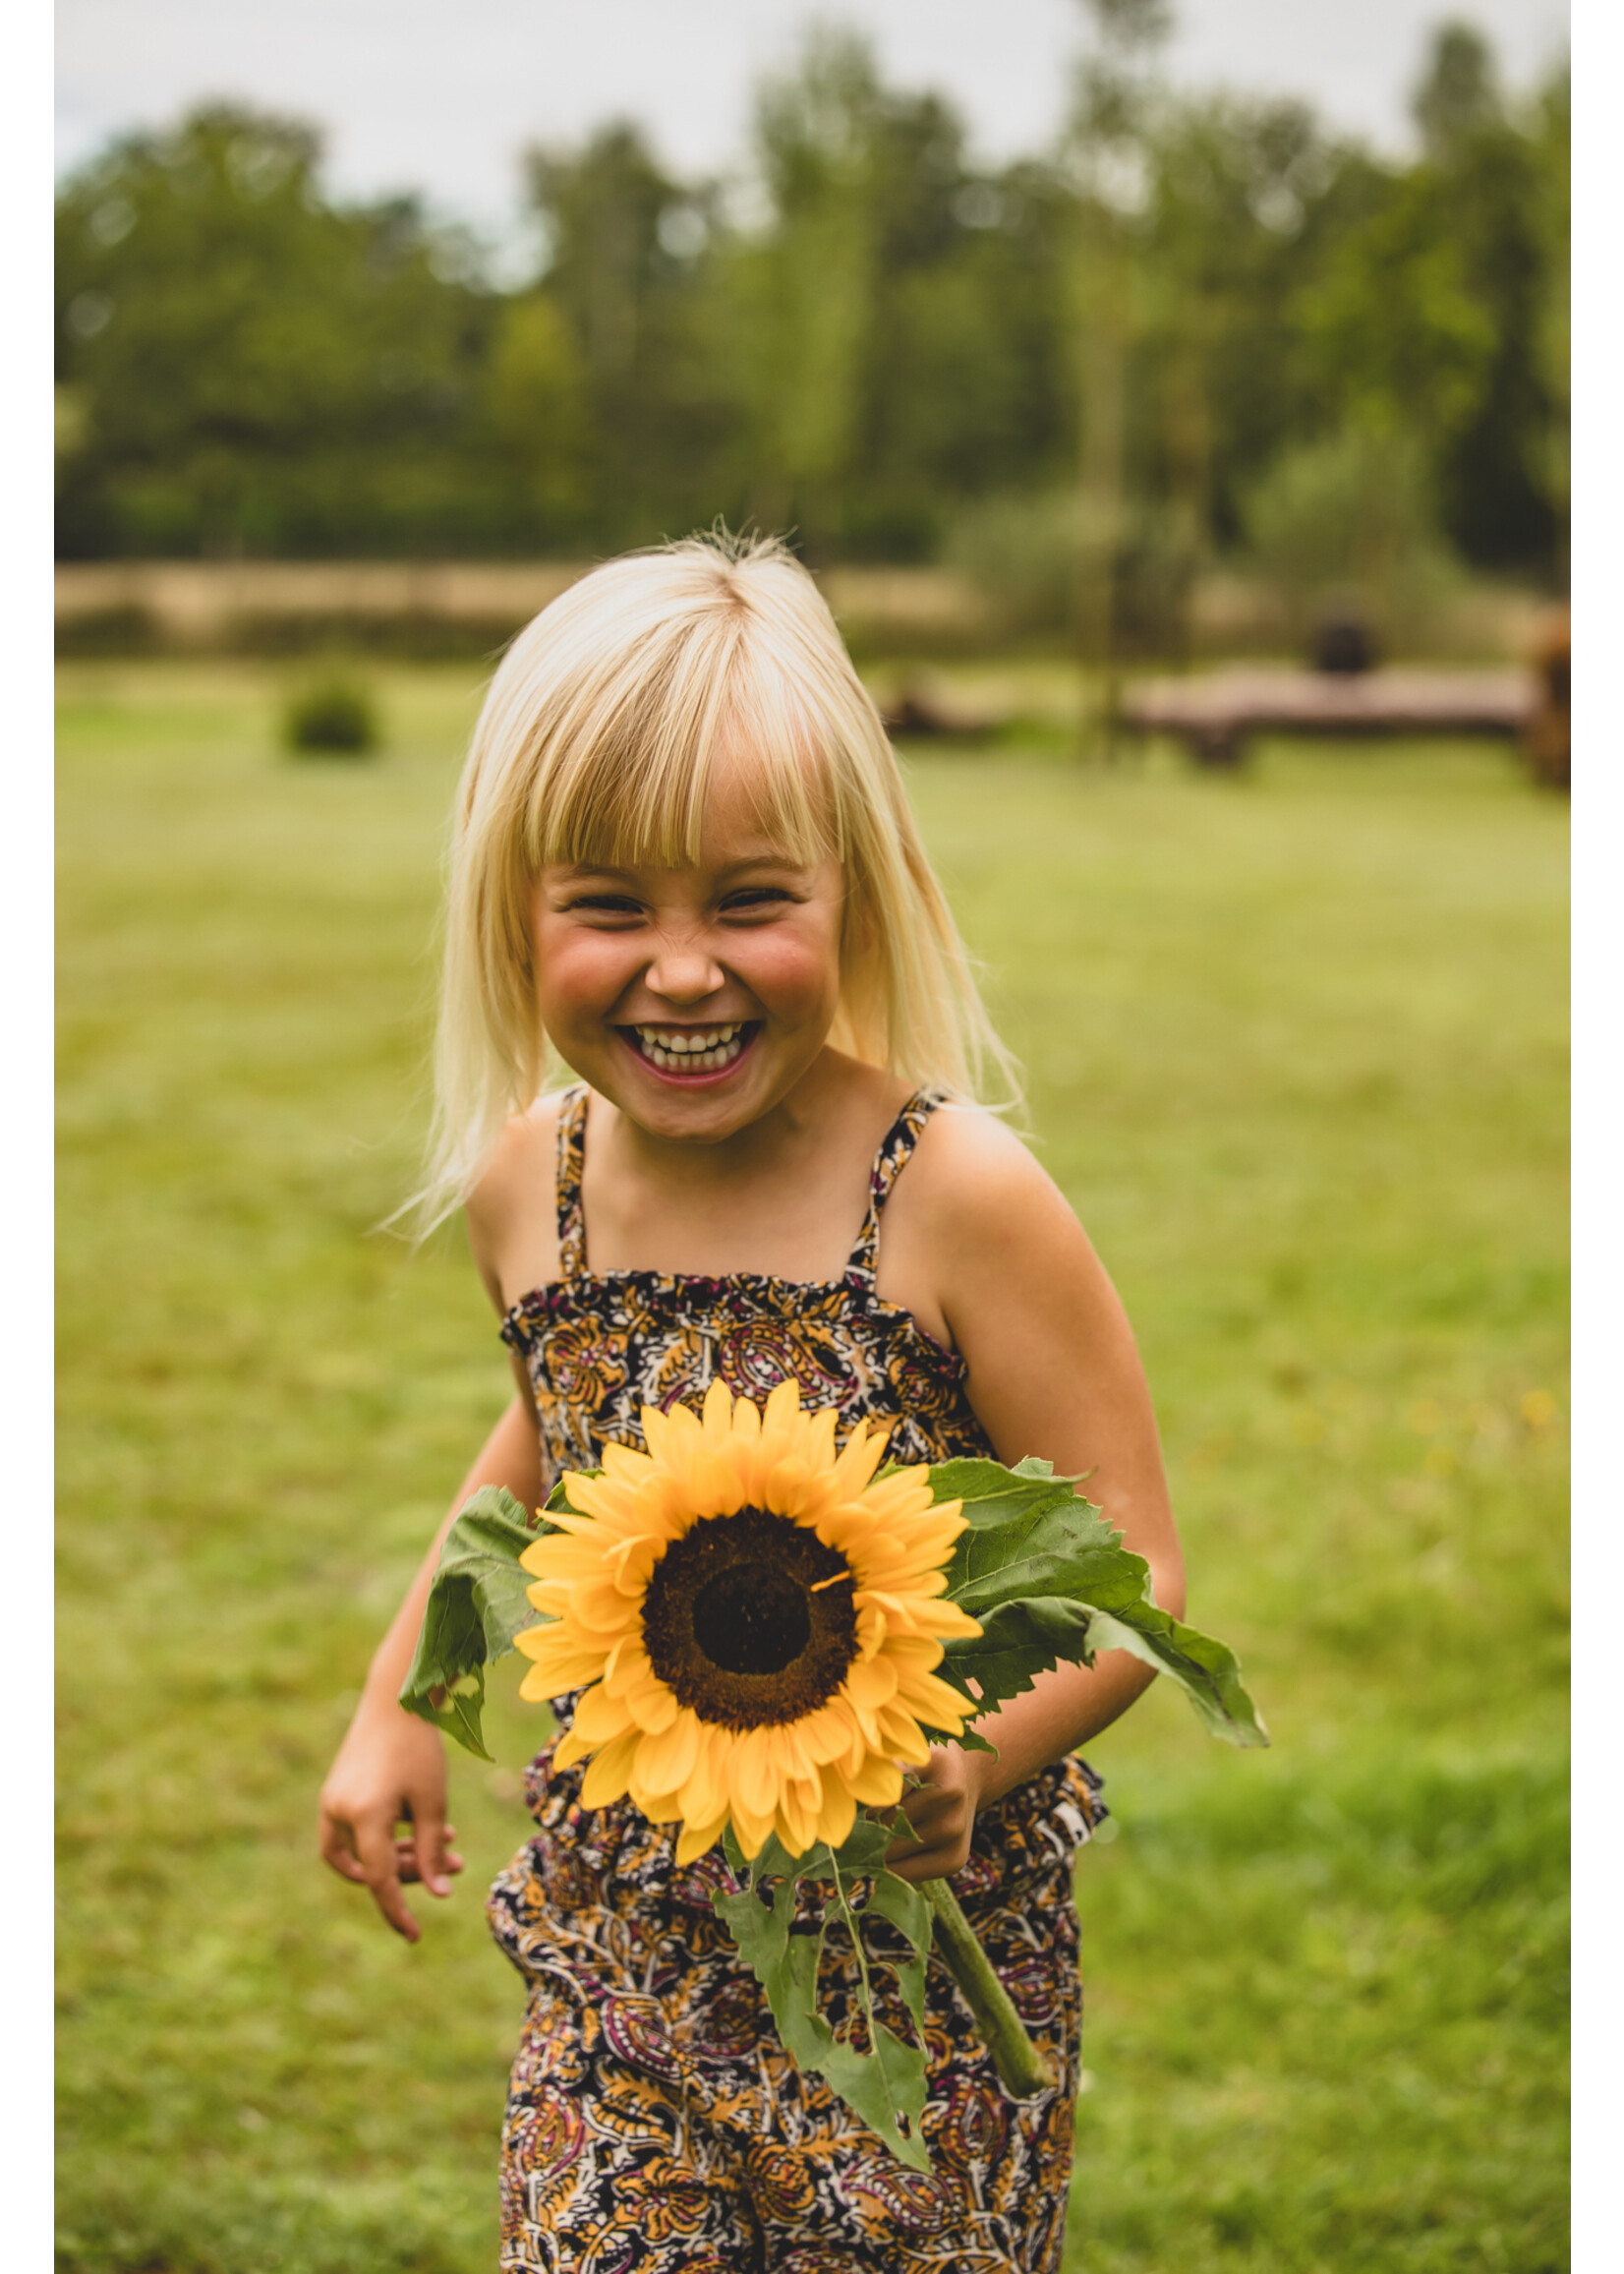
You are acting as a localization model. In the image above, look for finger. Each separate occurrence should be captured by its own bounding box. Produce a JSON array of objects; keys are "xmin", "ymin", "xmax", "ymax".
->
[
  {"xmin": 886, "ymin": 1837, "xmax": 954, "ymax": 1884},
  {"xmin": 887, "ymin": 1805, "xmax": 968, "ymax": 1877},
  {"xmin": 899, "ymin": 1789, "xmax": 957, "ymax": 1839},
  {"xmin": 395, "ymin": 1836, "xmax": 466, "ymax": 1876},
  {"xmin": 319, "ymin": 1811, "xmax": 371, "ymax": 1887},
  {"xmin": 356, "ymin": 1815, "xmax": 421, "ymax": 1942},
  {"xmin": 885, "ymin": 1823, "xmax": 938, "ymax": 1872},
  {"xmin": 408, "ymin": 1798, "xmax": 454, "ymax": 1899},
  {"xmin": 389, "ymin": 1836, "xmax": 466, "ymax": 1882}
]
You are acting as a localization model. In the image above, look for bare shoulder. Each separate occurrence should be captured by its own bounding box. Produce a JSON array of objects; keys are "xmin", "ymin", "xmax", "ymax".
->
[
  {"xmin": 875, "ymin": 1098, "xmax": 1106, "ymax": 1356},
  {"xmin": 464, "ymin": 1093, "xmax": 565, "ymax": 1310},
  {"xmin": 901, "ymin": 1101, "xmax": 1083, "ymax": 1254}
]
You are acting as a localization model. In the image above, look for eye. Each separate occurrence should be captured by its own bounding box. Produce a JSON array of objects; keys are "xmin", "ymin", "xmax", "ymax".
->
[
  {"xmin": 721, "ymin": 886, "xmax": 795, "ymax": 915},
  {"xmin": 567, "ymin": 892, "xmax": 645, "ymax": 920}
]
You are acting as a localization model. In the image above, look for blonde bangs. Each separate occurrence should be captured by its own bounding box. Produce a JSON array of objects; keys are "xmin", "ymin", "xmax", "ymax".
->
[
  {"xmin": 408, "ymin": 531, "xmax": 1019, "ymax": 1233},
  {"xmin": 526, "ymin": 626, "xmax": 839, "ymax": 881}
]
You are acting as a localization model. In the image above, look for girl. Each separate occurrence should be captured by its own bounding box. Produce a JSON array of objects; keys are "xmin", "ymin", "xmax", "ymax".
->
[{"xmin": 319, "ymin": 532, "xmax": 1184, "ymax": 2274}]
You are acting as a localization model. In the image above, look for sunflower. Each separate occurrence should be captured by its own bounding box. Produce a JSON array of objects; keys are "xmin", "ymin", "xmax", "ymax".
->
[{"xmin": 513, "ymin": 1376, "xmax": 983, "ymax": 1864}]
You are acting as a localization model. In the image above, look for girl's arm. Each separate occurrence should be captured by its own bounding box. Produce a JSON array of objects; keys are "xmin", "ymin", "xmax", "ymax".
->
[
  {"xmin": 319, "ymin": 1377, "xmax": 543, "ymax": 1940},
  {"xmin": 882, "ymin": 1110, "xmax": 1184, "ymax": 1882}
]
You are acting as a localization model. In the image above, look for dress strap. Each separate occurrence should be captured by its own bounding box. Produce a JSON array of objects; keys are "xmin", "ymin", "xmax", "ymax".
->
[
  {"xmin": 844, "ymin": 1089, "xmax": 943, "ymax": 1284},
  {"xmin": 554, "ymin": 1085, "xmax": 590, "ymax": 1278}
]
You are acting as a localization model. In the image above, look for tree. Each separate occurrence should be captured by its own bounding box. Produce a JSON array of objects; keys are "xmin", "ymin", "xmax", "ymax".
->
[{"xmin": 55, "ymin": 105, "xmax": 499, "ymax": 555}]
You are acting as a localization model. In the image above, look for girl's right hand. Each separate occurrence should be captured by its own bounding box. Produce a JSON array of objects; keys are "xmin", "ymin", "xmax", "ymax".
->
[{"xmin": 319, "ymin": 1695, "xmax": 465, "ymax": 1943}]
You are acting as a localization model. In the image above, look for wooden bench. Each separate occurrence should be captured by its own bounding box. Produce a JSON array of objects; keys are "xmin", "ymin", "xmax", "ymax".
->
[{"xmin": 1117, "ymin": 666, "xmax": 1533, "ymax": 769}]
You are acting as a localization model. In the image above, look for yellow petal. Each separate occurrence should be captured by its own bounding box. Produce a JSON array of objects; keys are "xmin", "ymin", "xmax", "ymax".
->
[
  {"xmin": 635, "ymin": 1708, "xmax": 702, "ymax": 1794},
  {"xmin": 815, "ymin": 1767, "xmax": 859, "ymax": 1848},
  {"xmin": 729, "ymin": 1797, "xmax": 775, "ymax": 1858},
  {"xmin": 692, "ymin": 1447, "xmax": 746, "ymax": 1516},
  {"xmin": 568, "ymin": 1682, "xmax": 636, "ymax": 1745},
  {"xmin": 732, "ymin": 1727, "xmax": 780, "ymax": 1820},
  {"xmin": 551, "ymin": 1724, "xmax": 592, "ymax": 1771},
  {"xmin": 920, "ymin": 1602, "xmax": 983, "ymax": 1639},
  {"xmin": 640, "ymin": 1404, "xmax": 677, "ymax": 1464},
  {"xmin": 622, "ymin": 1673, "xmax": 680, "ymax": 1734},
  {"xmin": 895, "ymin": 1666, "xmax": 974, "ymax": 1727},
  {"xmin": 566, "ymin": 1580, "xmax": 645, "ymax": 1637},
  {"xmin": 885, "ymin": 1633, "xmax": 948, "ymax": 1670},
  {"xmin": 846, "ymin": 1754, "xmax": 904, "ymax": 1807},
  {"xmin": 829, "ymin": 1425, "xmax": 890, "ymax": 1499},
  {"xmin": 602, "ymin": 1640, "xmax": 654, "ymax": 1698},
  {"xmin": 520, "ymin": 1536, "xmax": 611, "ymax": 1579},
  {"xmin": 626, "ymin": 1767, "xmax": 684, "ymax": 1822},
  {"xmin": 678, "ymin": 1726, "xmax": 730, "ymax": 1826},
  {"xmin": 875, "ymin": 1704, "xmax": 933, "ymax": 1764},
  {"xmin": 512, "ymin": 1625, "xmax": 608, "ymax": 1688},
  {"xmin": 776, "ymin": 1779, "xmax": 818, "ymax": 1857},
  {"xmin": 764, "ymin": 1456, "xmax": 809, "ymax": 1513},
  {"xmin": 674, "ymin": 1813, "xmax": 727, "ymax": 1866},
  {"xmin": 797, "ymin": 1705, "xmax": 854, "ymax": 1767},
  {"xmin": 701, "ymin": 1373, "xmax": 735, "ymax": 1443},
  {"xmin": 842, "ymin": 1655, "xmax": 899, "ymax": 1711},
  {"xmin": 579, "ymin": 1727, "xmax": 640, "ymax": 1807},
  {"xmin": 558, "ymin": 1474, "xmax": 638, "ymax": 1526}
]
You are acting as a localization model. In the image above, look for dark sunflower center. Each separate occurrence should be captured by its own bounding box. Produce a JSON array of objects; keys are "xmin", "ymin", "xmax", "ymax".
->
[
  {"xmin": 691, "ymin": 1562, "xmax": 810, "ymax": 1673},
  {"xmin": 642, "ymin": 1505, "xmax": 859, "ymax": 1730}
]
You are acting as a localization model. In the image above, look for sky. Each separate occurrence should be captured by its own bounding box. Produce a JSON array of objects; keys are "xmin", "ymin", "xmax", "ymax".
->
[{"xmin": 57, "ymin": 0, "xmax": 1570, "ymax": 242}]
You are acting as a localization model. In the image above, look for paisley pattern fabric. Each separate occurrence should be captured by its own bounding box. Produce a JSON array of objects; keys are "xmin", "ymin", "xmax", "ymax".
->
[{"xmin": 489, "ymin": 1085, "xmax": 1107, "ymax": 2272}]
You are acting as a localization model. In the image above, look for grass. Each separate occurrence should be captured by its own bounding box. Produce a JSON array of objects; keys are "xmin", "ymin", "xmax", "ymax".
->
[{"xmin": 56, "ymin": 660, "xmax": 1568, "ymax": 2272}]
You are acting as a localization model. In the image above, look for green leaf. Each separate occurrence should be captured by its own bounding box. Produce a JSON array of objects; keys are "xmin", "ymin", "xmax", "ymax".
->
[
  {"xmin": 927, "ymin": 1459, "xmax": 1135, "ymax": 1603},
  {"xmin": 941, "ymin": 1593, "xmax": 1102, "ymax": 1709},
  {"xmin": 924, "ymin": 1459, "xmax": 1268, "ymax": 1747},
  {"xmin": 938, "ymin": 1590, "xmax": 1267, "ymax": 1747},
  {"xmin": 1075, "ymin": 1602, "xmax": 1271, "ymax": 1748},
  {"xmin": 397, "ymin": 1487, "xmax": 540, "ymax": 1761},
  {"xmin": 714, "ymin": 1825, "xmax": 934, "ymax": 2170}
]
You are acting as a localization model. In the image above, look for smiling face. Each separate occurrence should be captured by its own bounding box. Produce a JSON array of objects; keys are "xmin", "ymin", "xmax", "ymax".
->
[{"xmin": 531, "ymin": 751, "xmax": 848, "ymax": 1144}]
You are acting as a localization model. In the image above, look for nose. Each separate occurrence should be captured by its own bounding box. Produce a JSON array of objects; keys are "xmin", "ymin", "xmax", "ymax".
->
[{"xmin": 647, "ymin": 931, "xmax": 725, "ymax": 1006}]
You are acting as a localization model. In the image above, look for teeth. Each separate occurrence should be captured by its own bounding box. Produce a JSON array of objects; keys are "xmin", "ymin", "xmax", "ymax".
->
[{"xmin": 632, "ymin": 1023, "xmax": 748, "ymax": 1073}]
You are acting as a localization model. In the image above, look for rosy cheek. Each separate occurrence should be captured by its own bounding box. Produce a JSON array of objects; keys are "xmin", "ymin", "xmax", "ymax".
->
[
  {"xmin": 534, "ymin": 924, "xmax": 635, "ymax": 1015},
  {"xmin": 739, "ymin": 927, "xmax": 841, "ymax": 1014}
]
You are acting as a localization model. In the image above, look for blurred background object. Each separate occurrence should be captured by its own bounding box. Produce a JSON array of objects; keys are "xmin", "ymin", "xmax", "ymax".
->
[
  {"xmin": 281, "ymin": 666, "xmax": 381, "ymax": 757},
  {"xmin": 55, "ymin": 9, "xmax": 1570, "ymax": 695},
  {"xmin": 1523, "ymin": 603, "xmax": 1571, "ymax": 789}
]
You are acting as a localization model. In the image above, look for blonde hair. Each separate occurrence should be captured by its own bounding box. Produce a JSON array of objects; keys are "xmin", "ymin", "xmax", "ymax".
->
[{"xmin": 411, "ymin": 530, "xmax": 1019, "ymax": 1231}]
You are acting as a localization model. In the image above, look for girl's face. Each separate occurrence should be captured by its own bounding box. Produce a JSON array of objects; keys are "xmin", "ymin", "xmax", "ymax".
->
[{"xmin": 531, "ymin": 754, "xmax": 847, "ymax": 1143}]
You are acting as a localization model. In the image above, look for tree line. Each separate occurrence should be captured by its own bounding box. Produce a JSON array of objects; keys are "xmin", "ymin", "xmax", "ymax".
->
[{"xmin": 56, "ymin": 8, "xmax": 1568, "ymax": 624}]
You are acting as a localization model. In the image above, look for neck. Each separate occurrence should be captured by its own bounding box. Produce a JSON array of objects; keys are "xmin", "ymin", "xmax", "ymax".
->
[{"xmin": 596, "ymin": 1047, "xmax": 847, "ymax": 1192}]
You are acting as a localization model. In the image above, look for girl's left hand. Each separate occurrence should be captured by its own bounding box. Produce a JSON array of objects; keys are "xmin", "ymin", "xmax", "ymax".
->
[{"xmin": 883, "ymin": 1744, "xmax": 991, "ymax": 1882}]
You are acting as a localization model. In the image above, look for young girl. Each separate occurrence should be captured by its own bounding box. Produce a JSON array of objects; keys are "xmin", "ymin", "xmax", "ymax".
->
[{"xmin": 319, "ymin": 532, "xmax": 1184, "ymax": 2274}]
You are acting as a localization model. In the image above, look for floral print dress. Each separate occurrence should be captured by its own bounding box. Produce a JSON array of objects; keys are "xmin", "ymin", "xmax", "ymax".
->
[{"xmin": 488, "ymin": 1085, "xmax": 1107, "ymax": 2274}]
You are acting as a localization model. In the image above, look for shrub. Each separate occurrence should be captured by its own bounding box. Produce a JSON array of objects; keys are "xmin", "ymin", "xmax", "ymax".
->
[
  {"xmin": 1240, "ymin": 423, "xmax": 1466, "ymax": 654},
  {"xmin": 281, "ymin": 671, "xmax": 379, "ymax": 756}
]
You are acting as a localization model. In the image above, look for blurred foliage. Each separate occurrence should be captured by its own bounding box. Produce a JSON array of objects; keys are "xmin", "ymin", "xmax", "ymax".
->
[
  {"xmin": 56, "ymin": 16, "xmax": 1568, "ymax": 612},
  {"xmin": 282, "ymin": 669, "xmax": 380, "ymax": 757},
  {"xmin": 1238, "ymin": 425, "xmax": 1466, "ymax": 651}
]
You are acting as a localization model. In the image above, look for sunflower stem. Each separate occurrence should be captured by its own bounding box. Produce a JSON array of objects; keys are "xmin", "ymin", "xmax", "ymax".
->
[{"xmin": 923, "ymin": 1879, "xmax": 1054, "ymax": 2099}]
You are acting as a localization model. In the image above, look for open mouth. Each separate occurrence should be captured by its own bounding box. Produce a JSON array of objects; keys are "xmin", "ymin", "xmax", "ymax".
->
[{"xmin": 620, "ymin": 1021, "xmax": 760, "ymax": 1079}]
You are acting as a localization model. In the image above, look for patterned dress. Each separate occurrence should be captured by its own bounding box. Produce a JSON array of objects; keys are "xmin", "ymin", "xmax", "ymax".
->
[{"xmin": 488, "ymin": 1085, "xmax": 1107, "ymax": 2273}]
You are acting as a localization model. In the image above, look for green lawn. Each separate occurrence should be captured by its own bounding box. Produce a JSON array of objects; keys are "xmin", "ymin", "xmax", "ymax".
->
[{"xmin": 57, "ymin": 661, "xmax": 1568, "ymax": 2273}]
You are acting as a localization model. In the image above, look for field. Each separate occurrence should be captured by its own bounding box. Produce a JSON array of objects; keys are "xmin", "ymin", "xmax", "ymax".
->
[{"xmin": 56, "ymin": 661, "xmax": 1569, "ymax": 2272}]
